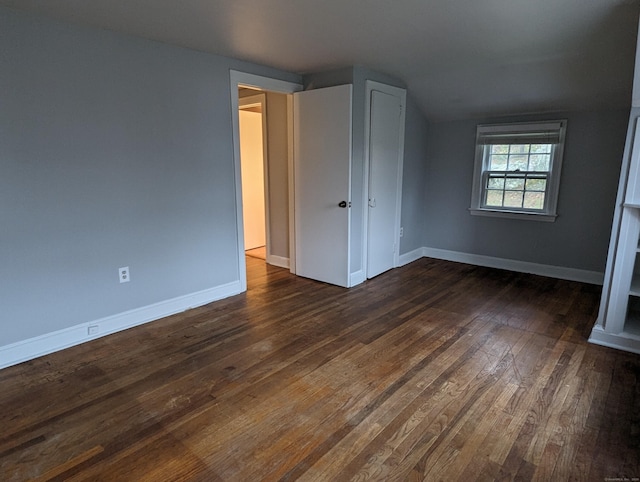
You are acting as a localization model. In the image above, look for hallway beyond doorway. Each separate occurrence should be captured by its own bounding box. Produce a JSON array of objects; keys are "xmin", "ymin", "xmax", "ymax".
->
[{"xmin": 246, "ymin": 246, "xmax": 266, "ymax": 260}]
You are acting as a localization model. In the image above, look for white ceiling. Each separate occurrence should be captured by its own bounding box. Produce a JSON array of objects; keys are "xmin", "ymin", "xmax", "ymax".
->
[{"xmin": 2, "ymin": 0, "xmax": 639, "ymax": 121}]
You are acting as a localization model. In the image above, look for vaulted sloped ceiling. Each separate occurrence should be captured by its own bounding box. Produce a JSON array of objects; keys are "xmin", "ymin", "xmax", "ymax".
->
[{"xmin": 2, "ymin": 0, "xmax": 638, "ymax": 121}]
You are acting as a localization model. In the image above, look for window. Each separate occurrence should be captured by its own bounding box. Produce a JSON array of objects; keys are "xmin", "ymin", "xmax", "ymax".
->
[{"xmin": 470, "ymin": 120, "xmax": 567, "ymax": 222}]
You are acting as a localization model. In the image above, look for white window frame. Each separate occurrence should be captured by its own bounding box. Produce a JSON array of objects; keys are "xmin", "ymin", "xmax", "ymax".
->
[{"xmin": 470, "ymin": 120, "xmax": 567, "ymax": 222}]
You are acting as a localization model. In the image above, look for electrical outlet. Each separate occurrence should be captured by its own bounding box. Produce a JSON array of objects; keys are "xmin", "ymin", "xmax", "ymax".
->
[
  {"xmin": 87, "ymin": 325, "xmax": 99, "ymax": 336},
  {"xmin": 119, "ymin": 266, "xmax": 130, "ymax": 283},
  {"xmin": 400, "ymin": 227, "xmax": 404, "ymax": 237}
]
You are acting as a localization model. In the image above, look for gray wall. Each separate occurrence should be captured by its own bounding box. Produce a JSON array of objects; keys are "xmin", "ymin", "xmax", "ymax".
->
[
  {"xmin": 400, "ymin": 96, "xmax": 428, "ymax": 254},
  {"xmin": 423, "ymin": 109, "xmax": 629, "ymax": 272},
  {"xmin": 9, "ymin": 1, "xmax": 618, "ymax": 354},
  {"xmin": 0, "ymin": 7, "xmax": 300, "ymax": 346}
]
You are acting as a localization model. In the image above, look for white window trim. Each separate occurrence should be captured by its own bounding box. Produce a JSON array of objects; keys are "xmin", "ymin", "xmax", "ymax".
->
[{"xmin": 469, "ymin": 120, "xmax": 567, "ymax": 222}]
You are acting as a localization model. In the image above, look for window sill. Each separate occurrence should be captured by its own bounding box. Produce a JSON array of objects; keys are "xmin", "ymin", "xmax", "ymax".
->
[{"xmin": 469, "ymin": 208, "xmax": 557, "ymax": 222}]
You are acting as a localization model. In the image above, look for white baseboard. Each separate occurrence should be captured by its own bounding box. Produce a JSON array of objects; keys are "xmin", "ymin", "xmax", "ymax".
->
[
  {"xmin": 350, "ymin": 270, "xmax": 366, "ymax": 287},
  {"xmin": 266, "ymin": 255, "xmax": 290, "ymax": 269},
  {"xmin": 398, "ymin": 248, "xmax": 426, "ymax": 267},
  {"xmin": 588, "ymin": 325, "xmax": 640, "ymax": 355},
  {"xmin": 0, "ymin": 280, "xmax": 243, "ymax": 370},
  {"xmin": 423, "ymin": 247, "xmax": 603, "ymax": 284},
  {"xmin": 399, "ymin": 247, "xmax": 603, "ymax": 285}
]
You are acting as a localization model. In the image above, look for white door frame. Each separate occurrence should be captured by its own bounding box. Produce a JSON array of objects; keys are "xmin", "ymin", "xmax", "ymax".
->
[
  {"xmin": 362, "ymin": 80, "xmax": 407, "ymax": 278},
  {"xmin": 230, "ymin": 71, "xmax": 302, "ymax": 291}
]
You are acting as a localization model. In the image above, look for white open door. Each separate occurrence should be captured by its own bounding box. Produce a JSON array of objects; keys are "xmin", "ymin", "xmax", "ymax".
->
[
  {"xmin": 366, "ymin": 86, "xmax": 405, "ymax": 279},
  {"xmin": 294, "ymin": 84, "xmax": 352, "ymax": 287}
]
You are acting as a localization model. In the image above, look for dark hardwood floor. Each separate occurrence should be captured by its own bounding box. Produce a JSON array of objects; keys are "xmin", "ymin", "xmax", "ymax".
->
[{"xmin": 1, "ymin": 257, "xmax": 639, "ymax": 481}]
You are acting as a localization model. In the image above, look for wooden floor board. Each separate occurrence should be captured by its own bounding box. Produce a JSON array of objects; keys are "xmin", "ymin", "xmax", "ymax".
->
[{"xmin": 1, "ymin": 257, "xmax": 639, "ymax": 481}]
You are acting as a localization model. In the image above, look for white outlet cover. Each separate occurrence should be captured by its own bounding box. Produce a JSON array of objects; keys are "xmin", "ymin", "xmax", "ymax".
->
[{"xmin": 119, "ymin": 266, "xmax": 130, "ymax": 283}]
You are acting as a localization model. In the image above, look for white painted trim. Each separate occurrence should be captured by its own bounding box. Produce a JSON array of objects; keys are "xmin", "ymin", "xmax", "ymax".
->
[
  {"xmin": 350, "ymin": 270, "xmax": 366, "ymax": 287},
  {"xmin": 373, "ymin": 245, "xmax": 603, "ymax": 285},
  {"xmin": 589, "ymin": 325, "xmax": 640, "ymax": 355},
  {"xmin": 238, "ymin": 93, "xmax": 265, "ymax": 109},
  {"xmin": 229, "ymin": 71, "xmax": 303, "ymax": 290},
  {"xmin": 230, "ymin": 75, "xmax": 248, "ymax": 292},
  {"xmin": 602, "ymin": 207, "xmax": 640, "ymax": 333},
  {"xmin": 231, "ymin": 71, "xmax": 302, "ymax": 94},
  {"xmin": 623, "ymin": 121, "xmax": 640, "ymax": 206},
  {"xmin": 469, "ymin": 208, "xmax": 557, "ymax": 222},
  {"xmin": 287, "ymin": 94, "xmax": 296, "ymax": 275},
  {"xmin": 399, "ymin": 246, "xmax": 603, "ymax": 284},
  {"xmin": 423, "ymin": 247, "xmax": 603, "ymax": 284},
  {"xmin": 0, "ymin": 281, "xmax": 242, "ymax": 370},
  {"xmin": 398, "ymin": 247, "xmax": 426, "ymax": 267},
  {"xmin": 267, "ymin": 255, "xmax": 290, "ymax": 269},
  {"xmin": 595, "ymin": 114, "xmax": 640, "ymax": 340},
  {"xmin": 632, "ymin": 20, "xmax": 640, "ymax": 108}
]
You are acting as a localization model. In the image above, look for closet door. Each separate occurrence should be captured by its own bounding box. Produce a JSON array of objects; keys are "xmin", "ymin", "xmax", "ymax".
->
[
  {"xmin": 293, "ymin": 84, "xmax": 352, "ymax": 287},
  {"xmin": 365, "ymin": 82, "xmax": 406, "ymax": 279}
]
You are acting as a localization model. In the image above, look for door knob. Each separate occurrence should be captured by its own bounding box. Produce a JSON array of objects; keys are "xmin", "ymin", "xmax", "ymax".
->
[{"xmin": 338, "ymin": 201, "xmax": 347, "ymax": 208}]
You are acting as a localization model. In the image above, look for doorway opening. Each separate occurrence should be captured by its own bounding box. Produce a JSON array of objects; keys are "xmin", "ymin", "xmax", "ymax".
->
[
  {"xmin": 231, "ymin": 72, "xmax": 302, "ymax": 292},
  {"xmin": 231, "ymin": 71, "xmax": 406, "ymax": 292},
  {"xmin": 238, "ymin": 91, "xmax": 268, "ymax": 262}
]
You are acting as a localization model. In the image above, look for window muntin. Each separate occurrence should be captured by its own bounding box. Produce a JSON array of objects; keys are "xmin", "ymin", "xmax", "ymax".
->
[{"xmin": 470, "ymin": 120, "xmax": 567, "ymax": 221}]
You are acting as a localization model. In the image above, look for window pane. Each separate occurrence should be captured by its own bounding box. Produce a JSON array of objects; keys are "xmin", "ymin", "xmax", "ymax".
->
[
  {"xmin": 525, "ymin": 178, "xmax": 546, "ymax": 191},
  {"xmin": 530, "ymin": 144, "xmax": 551, "ymax": 153},
  {"xmin": 505, "ymin": 178, "xmax": 525, "ymax": 190},
  {"xmin": 489, "ymin": 155, "xmax": 508, "ymax": 170},
  {"xmin": 487, "ymin": 176, "xmax": 505, "ymax": 189},
  {"xmin": 508, "ymin": 155, "xmax": 528, "ymax": 171},
  {"xmin": 509, "ymin": 145, "xmax": 529, "ymax": 154},
  {"xmin": 504, "ymin": 191, "xmax": 524, "ymax": 208},
  {"xmin": 491, "ymin": 145, "xmax": 509, "ymax": 154},
  {"xmin": 486, "ymin": 190, "xmax": 504, "ymax": 206},
  {"xmin": 530, "ymin": 154, "xmax": 550, "ymax": 171},
  {"xmin": 523, "ymin": 192, "xmax": 545, "ymax": 209}
]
